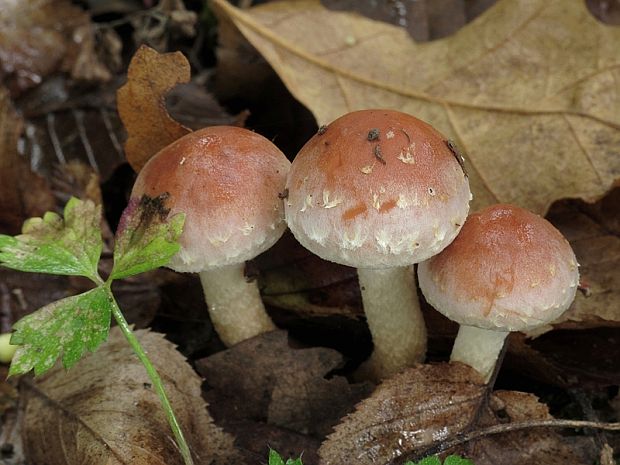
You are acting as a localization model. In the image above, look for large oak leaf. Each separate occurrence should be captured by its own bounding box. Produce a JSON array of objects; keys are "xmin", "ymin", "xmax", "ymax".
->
[{"xmin": 212, "ymin": 0, "xmax": 620, "ymax": 214}]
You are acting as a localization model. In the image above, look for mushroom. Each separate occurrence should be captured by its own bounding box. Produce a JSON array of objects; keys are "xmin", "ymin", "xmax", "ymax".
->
[
  {"xmin": 418, "ymin": 204, "xmax": 579, "ymax": 381},
  {"xmin": 285, "ymin": 109, "xmax": 471, "ymax": 379},
  {"xmin": 131, "ymin": 126, "xmax": 291, "ymax": 346}
]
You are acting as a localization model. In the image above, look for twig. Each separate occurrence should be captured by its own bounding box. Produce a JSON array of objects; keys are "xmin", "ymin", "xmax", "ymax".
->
[
  {"xmin": 72, "ymin": 109, "xmax": 99, "ymax": 173},
  {"xmin": 402, "ymin": 418, "xmax": 620, "ymax": 463},
  {"xmin": 46, "ymin": 113, "xmax": 66, "ymax": 164}
]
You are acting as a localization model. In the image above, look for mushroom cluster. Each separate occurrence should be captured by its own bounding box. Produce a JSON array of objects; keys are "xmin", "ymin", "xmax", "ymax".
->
[{"xmin": 125, "ymin": 109, "xmax": 578, "ymax": 385}]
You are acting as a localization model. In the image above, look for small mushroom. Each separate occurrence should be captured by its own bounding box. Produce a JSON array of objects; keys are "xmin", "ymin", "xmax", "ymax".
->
[
  {"xmin": 418, "ymin": 204, "xmax": 580, "ymax": 382},
  {"xmin": 131, "ymin": 126, "xmax": 291, "ymax": 346},
  {"xmin": 285, "ymin": 109, "xmax": 471, "ymax": 379}
]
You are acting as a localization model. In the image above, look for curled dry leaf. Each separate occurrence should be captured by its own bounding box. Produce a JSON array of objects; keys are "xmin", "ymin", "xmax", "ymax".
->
[
  {"xmin": 117, "ymin": 45, "xmax": 191, "ymax": 172},
  {"xmin": 21, "ymin": 327, "xmax": 239, "ymax": 465},
  {"xmin": 197, "ymin": 330, "xmax": 371, "ymax": 436},
  {"xmin": 212, "ymin": 0, "xmax": 620, "ymax": 214},
  {"xmin": 319, "ymin": 364, "xmax": 597, "ymax": 465},
  {"xmin": 0, "ymin": 0, "xmax": 110, "ymax": 95},
  {"xmin": 0, "ymin": 87, "xmax": 55, "ymax": 235}
]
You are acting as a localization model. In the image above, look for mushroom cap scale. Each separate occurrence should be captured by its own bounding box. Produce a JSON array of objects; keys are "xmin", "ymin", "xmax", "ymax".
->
[
  {"xmin": 418, "ymin": 204, "xmax": 579, "ymax": 332},
  {"xmin": 285, "ymin": 110, "xmax": 471, "ymax": 269},
  {"xmin": 131, "ymin": 126, "xmax": 290, "ymax": 272}
]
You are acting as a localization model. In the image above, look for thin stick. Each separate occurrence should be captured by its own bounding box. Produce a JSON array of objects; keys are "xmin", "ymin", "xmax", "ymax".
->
[{"xmin": 404, "ymin": 418, "xmax": 620, "ymax": 463}]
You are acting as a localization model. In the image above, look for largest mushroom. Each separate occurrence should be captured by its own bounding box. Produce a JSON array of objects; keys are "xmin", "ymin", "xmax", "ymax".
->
[
  {"xmin": 131, "ymin": 126, "xmax": 290, "ymax": 346},
  {"xmin": 285, "ymin": 109, "xmax": 471, "ymax": 379}
]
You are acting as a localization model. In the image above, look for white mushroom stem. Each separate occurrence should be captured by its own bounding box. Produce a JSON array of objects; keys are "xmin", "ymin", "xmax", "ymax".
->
[
  {"xmin": 357, "ymin": 266, "xmax": 427, "ymax": 379},
  {"xmin": 450, "ymin": 325, "xmax": 509, "ymax": 382},
  {"xmin": 199, "ymin": 263, "xmax": 276, "ymax": 346}
]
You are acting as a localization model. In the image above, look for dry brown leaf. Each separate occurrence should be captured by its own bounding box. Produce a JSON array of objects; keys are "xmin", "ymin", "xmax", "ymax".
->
[
  {"xmin": 166, "ymin": 83, "xmax": 249, "ymax": 130},
  {"xmin": 451, "ymin": 391, "xmax": 596, "ymax": 465},
  {"xmin": 21, "ymin": 327, "xmax": 239, "ymax": 465},
  {"xmin": 319, "ymin": 364, "xmax": 596, "ymax": 465},
  {"xmin": 530, "ymin": 191, "xmax": 620, "ymax": 336},
  {"xmin": 0, "ymin": 0, "xmax": 110, "ymax": 95},
  {"xmin": 213, "ymin": 0, "xmax": 620, "ymax": 214},
  {"xmin": 507, "ymin": 328, "xmax": 620, "ymax": 388},
  {"xmin": 0, "ymin": 87, "xmax": 55, "ymax": 235},
  {"xmin": 117, "ymin": 45, "xmax": 191, "ymax": 172},
  {"xmin": 319, "ymin": 363, "xmax": 486, "ymax": 464},
  {"xmin": 197, "ymin": 330, "xmax": 371, "ymax": 436},
  {"xmin": 258, "ymin": 232, "xmax": 361, "ymax": 319},
  {"xmin": 230, "ymin": 419, "xmax": 321, "ymax": 465}
]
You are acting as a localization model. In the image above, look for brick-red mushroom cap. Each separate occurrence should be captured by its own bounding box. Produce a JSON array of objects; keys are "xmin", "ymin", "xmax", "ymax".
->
[
  {"xmin": 131, "ymin": 126, "xmax": 290, "ymax": 273},
  {"xmin": 418, "ymin": 204, "xmax": 579, "ymax": 332},
  {"xmin": 285, "ymin": 109, "xmax": 471, "ymax": 269}
]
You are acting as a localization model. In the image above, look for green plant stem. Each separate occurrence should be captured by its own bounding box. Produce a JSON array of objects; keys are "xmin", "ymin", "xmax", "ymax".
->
[{"xmin": 105, "ymin": 286, "xmax": 194, "ymax": 465}]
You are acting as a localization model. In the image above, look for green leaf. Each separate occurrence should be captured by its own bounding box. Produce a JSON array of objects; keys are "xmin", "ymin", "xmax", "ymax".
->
[
  {"xmin": 0, "ymin": 198, "xmax": 102, "ymax": 281},
  {"xmin": 443, "ymin": 455, "xmax": 475, "ymax": 465},
  {"xmin": 111, "ymin": 194, "xmax": 185, "ymax": 280},
  {"xmin": 405, "ymin": 457, "xmax": 442, "ymax": 465},
  {"xmin": 9, "ymin": 287, "xmax": 112, "ymax": 376},
  {"xmin": 268, "ymin": 449, "xmax": 285, "ymax": 465},
  {"xmin": 268, "ymin": 449, "xmax": 303, "ymax": 465}
]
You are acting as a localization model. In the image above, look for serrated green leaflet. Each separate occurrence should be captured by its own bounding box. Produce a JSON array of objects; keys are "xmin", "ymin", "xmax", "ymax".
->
[
  {"xmin": 268, "ymin": 450, "xmax": 303, "ymax": 465},
  {"xmin": 0, "ymin": 198, "xmax": 102, "ymax": 281},
  {"xmin": 406, "ymin": 457, "xmax": 442, "ymax": 465},
  {"xmin": 9, "ymin": 287, "xmax": 112, "ymax": 376},
  {"xmin": 111, "ymin": 194, "xmax": 185, "ymax": 280}
]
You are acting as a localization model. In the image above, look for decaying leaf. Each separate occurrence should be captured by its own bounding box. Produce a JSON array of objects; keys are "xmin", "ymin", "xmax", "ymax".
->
[
  {"xmin": 21, "ymin": 327, "xmax": 239, "ymax": 465},
  {"xmin": 213, "ymin": 0, "xmax": 620, "ymax": 214},
  {"xmin": 258, "ymin": 232, "xmax": 361, "ymax": 319},
  {"xmin": 0, "ymin": 0, "xmax": 110, "ymax": 95},
  {"xmin": 535, "ymin": 191, "xmax": 620, "ymax": 334},
  {"xmin": 197, "ymin": 330, "xmax": 371, "ymax": 436},
  {"xmin": 506, "ymin": 327, "xmax": 620, "ymax": 388},
  {"xmin": 448, "ymin": 391, "xmax": 596, "ymax": 465},
  {"xmin": 166, "ymin": 83, "xmax": 249, "ymax": 130},
  {"xmin": 117, "ymin": 45, "xmax": 191, "ymax": 172},
  {"xmin": 319, "ymin": 364, "xmax": 597, "ymax": 465},
  {"xmin": 319, "ymin": 363, "xmax": 486, "ymax": 465},
  {"xmin": 131, "ymin": 0, "xmax": 198, "ymax": 52},
  {"xmin": 227, "ymin": 419, "xmax": 321, "ymax": 465},
  {"xmin": 0, "ymin": 87, "xmax": 55, "ymax": 235}
]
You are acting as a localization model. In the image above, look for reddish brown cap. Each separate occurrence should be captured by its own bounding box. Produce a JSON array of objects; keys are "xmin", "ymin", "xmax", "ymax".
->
[
  {"xmin": 285, "ymin": 109, "xmax": 471, "ymax": 268},
  {"xmin": 131, "ymin": 126, "xmax": 290, "ymax": 272},
  {"xmin": 418, "ymin": 204, "xmax": 579, "ymax": 332}
]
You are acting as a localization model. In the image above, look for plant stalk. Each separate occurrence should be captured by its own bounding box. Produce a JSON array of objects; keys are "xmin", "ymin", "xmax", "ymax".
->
[{"xmin": 105, "ymin": 286, "xmax": 194, "ymax": 465}]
